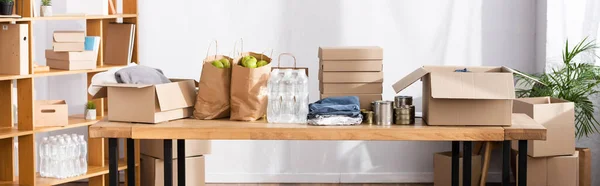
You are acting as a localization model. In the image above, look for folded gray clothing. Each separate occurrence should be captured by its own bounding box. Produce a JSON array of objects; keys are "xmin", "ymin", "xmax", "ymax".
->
[{"xmin": 115, "ymin": 65, "xmax": 171, "ymax": 84}]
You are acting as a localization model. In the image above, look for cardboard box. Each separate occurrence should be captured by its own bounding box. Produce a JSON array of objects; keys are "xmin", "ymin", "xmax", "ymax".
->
[
  {"xmin": 53, "ymin": 42, "xmax": 85, "ymax": 52},
  {"xmin": 34, "ymin": 100, "xmax": 68, "ymax": 127},
  {"xmin": 318, "ymin": 46, "xmax": 383, "ymax": 60},
  {"xmin": 433, "ymin": 152, "xmax": 482, "ymax": 186},
  {"xmin": 53, "ymin": 31, "xmax": 85, "ymax": 43},
  {"xmin": 517, "ymin": 151, "xmax": 579, "ymax": 186},
  {"xmin": 321, "ymin": 94, "xmax": 382, "ymax": 110},
  {"xmin": 93, "ymin": 79, "xmax": 196, "ymax": 123},
  {"xmin": 321, "ymin": 83, "xmax": 383, "ymax": 94},
  {"xmin": 141, "ymin": 155, "xmax": 205, "ymax": 186},
  {"xmin": 321, "ymin": 72, "xmax": 383, "ymax": 83},
  {"xmin": 320, "ymin": 60, "xmax": 383, "ymax": 72},
  {"xmin": 512, "ymin": 97, "xmax": 575, "ymax": 157},
  {"xmin": 0, "ymin": 24, "xmax": 29, "ymax": 75},
  {"xmin": 576, "ymin": 148, "xmax": 591, "ymax": 186},
  {"xmin": 47, "ymin": 59, "xmax": 96, "ymax": 70},
  {"xmin": 141, "ymin": 140, "xmax": 211, "ymax": 160},
  {"xmin": 392, "ymin": 66, "xmax": 516, "ymax": 126},
  {"xmin": 45, "ymin": 49, "xmax": 96, "ymax": 61}
]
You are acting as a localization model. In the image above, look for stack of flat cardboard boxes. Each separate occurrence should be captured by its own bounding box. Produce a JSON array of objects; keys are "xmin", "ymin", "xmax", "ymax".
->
[
  {"xmin": 46, "ymin": 31, "xmax": 96, "ymax": 70},
  {"xmin": 318, "ymin": 46, "xmax": 383, "ymax": 110},
  {"xmin": 141, "ymin": 140, "xmax": 210, "ymax": 186},
  {"xmin": 513, "ymin": 97, "xmax": 578, "ymax": 186}
]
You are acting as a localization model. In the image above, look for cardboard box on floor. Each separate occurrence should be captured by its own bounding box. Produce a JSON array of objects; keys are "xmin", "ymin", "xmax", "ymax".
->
[
  {"xmin": 576, "ymin": 148, "xmax": 591, "ymax": 186},
  {"xmin": 433, "ymin": 151, "xmax": 481, "ymax": 186},
  {"xmin": 318, "ymin": 46, "xmax": 383, "ymax": 60},
  {"xmin": 512, "ymin": 97, "xmax": 575, "ymax": 157},
  {"xmin": 392, "ymin": 66, "xmax": 520, "ymax": 126},
  {"xmin": 141, "ymin": 140, "xmax": 211, "ymax": 159},
  {"xmin": 93, "ymin": 79, "xmax": 196, "ymax": 123},
  {"xmin": 141, "ymin": 155, "xmax": 205, "ymax": 186},
  {"xmin": 517, "ymin": 151, "xmax": 579, "ymax": 186},
  {"xmin": 321, "ymin": 94, "xmax": 382, "ymax": 110}
]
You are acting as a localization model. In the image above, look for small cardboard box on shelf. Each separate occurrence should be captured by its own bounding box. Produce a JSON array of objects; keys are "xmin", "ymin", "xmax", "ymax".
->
[
  {"xmin": 318, "ymin": 46, "xmax": 383, "ymax": 60},
  {"xmin": 53, "ymin": 31, "xmax": 85, "ymax": 43},
  {"xmin": 392, "ymin": 66, "xmax": 517, "ymax": 126},
  {"xmin": 93, "ymin": 79, "xmax": 196, "ymax": 123},
  {"xmin": 320, "ymin": 83, "xmax": 383, "ymax": 94},
  {"xmin": 321, "ymin": 71, "xmax": 384, "ymax": 83},
  {"xmin": 141, "ymin": 155, "xmax": 205, "ymax": 186},
  {"xmin": 320, "ymin": 60, "xmax": 383, "ymax": 72},
  {"xmin": 46, "ymin": 59, "xmax": 96, "ymax": 70},
  {"xmin": 45, "ymin": 49, "xmax": 96, "ymax": 61},
  {"xmin": 433, "ymin": 151, "xmax": 482, "ymax": 186},
  {"xmin": 0, "ymin": 24, "xmax": 29, "ymax": 75},
  {"xmin": 141, "ymin": 140, "xmax": 211, "ymax": 160},
  {"xmin": 517, "ymin": 151, "xmax": 579, "ymax": 186},
  {"xmin": 53, "ymin": 42, "xmax": 85, "ymax": 52},
  {"xmin": 34, "ymin": 100, "xmax": 68, "ymax": 127},
  {"xmin": 512, "ymin": 97, "xmax": 575, "ymax": 157}
]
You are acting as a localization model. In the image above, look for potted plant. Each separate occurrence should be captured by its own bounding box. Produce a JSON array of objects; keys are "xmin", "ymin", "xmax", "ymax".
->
[
  {"xmin": 85, "ymin": 101, "xmax": 97, "ymax": 120},
  {"xmin": 40, "ymin": 0, "xmax": 52, "ymax": 17},
  {"xmin": 515, "ymin": 38, "xmax": 600, "ymax": 138},
  {"xmin": 0, "ymin": 0, "xmax": 14, "ymax": 15}
]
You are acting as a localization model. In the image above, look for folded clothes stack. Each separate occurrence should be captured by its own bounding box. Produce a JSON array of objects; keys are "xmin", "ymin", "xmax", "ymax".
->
[{"xmin": 307, "ymin": 96, "xmax": 363, "ymax": 126}]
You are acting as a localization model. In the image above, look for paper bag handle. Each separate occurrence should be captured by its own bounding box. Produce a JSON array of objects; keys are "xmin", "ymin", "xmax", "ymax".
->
[
  {"xmin": 277, "ymin": 53, "xmax": 297, "ymax": 68},
  {"xmin": 232, "ymin": 38, "xmax": 243, "ymax": 58},
  {"xmin": 206, "ymin": 40, "xmax": 218, "ymax": 59},
  {"xmin": 261, "ymin": 48, "xmax": 274, "ymax": 61}
]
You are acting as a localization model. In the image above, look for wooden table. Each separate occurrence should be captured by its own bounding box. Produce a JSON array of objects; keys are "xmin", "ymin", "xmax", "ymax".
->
[{"xmin": 89, "ymin": 113, "xmax": 545, "ymax": 186}]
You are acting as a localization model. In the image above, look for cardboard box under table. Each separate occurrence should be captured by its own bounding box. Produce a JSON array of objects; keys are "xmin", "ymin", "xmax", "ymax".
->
[
  {"xmin": 141, "ymin": 140, "xmax": 211, "ymax": 159},
  {"xmin": 512, "ymin": 97, "xmax": 575, "ymax": 157},
  {"xmin": 93, "ymin": 79, "xmax": 196, "ymax": 123},
  {"xmin": 141, "ymin": 155, "xmax": 205, "ymax": 186},
  {"xmin": 392, "ymin": 66, "xmax": 517, "ymax": 126},
  {"xmin": 434, "ymin": 151, "xmax": 481, "ymax": 186},
  {"xmin": 517, "ymin": 151, "xmax": 579, "ymax": 186}
]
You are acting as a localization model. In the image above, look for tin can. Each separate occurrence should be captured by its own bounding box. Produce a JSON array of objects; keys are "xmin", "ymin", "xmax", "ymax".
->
[
  {"xmin": 362, "ymin": 110, "xmax": 374, "ymax": 124},
  {"xmin": 394, "ymin": 105, "xmax": 415, "ymax": 124},
  {"xmin": 394, "ymin": 96, "xmax": 413, "ymax": 108},
  {"xmin": 373, "ymin": 101, "xmax": 393, "ymax": 125}
]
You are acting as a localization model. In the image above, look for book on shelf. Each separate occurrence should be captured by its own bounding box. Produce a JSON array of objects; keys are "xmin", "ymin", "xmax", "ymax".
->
[
  {"xmin": 0, "ymin": 24, "xmax": 29, "ymax": 75},
  {"xmin": 104, "ymin": 23, "xmax": 136, "ymax": 65},
  {"xmin": 85, "ymin": 36, "xmax": 101, "ymax": 64}
]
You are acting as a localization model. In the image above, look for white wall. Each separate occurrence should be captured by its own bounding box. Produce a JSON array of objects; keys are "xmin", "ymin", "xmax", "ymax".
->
[
  {"xmin": 136, "ymin": 0, "xmax": 536, "ymax": 183},
  {"xmin": 30, "ymin": 0, "xmax": 538, "ymax": 183}
]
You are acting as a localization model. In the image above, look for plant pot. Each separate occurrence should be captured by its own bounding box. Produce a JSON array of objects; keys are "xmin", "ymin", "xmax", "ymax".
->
[
  {"xmin": 85, "ymin": 109, "xmax": 96, "ymax": 120},
  {"xmin": 0, "ymin": 2, "xmax": 13, "ymax": 15},
  {"xmin": 40, "ymin": 6, "xmax": 53, "ymax": 17}
]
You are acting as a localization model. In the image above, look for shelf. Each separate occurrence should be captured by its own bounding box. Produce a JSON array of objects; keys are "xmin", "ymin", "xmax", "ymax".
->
[
  {"xmin": 0, "ymin": 14, "xmax": 137, "ymax": 22},
  {"xmin": 0, "ymin": 127, "xmax": 33, "ymax": 140},
  {"xmin": 0, "ymin": 64, "xmax": 127, "ymax": 81},
  {"xmin": 34, "ymin": 115, "xmax": 104, "ymax": 133}
]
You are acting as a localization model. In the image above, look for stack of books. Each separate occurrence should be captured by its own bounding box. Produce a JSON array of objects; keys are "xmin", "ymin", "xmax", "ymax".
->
[{"xmin": 46, "ymin": 31, "xmax": 100, "ymax": 70}]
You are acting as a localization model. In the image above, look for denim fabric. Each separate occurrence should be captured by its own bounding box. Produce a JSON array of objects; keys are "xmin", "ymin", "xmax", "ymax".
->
[{"xmin": 308, "ymin": 96, "xmax": 361, "ymax": 118}]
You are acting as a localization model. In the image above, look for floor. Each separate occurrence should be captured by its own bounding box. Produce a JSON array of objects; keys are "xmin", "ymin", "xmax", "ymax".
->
[{"xmin": 59, "ymin": 183, "xmax": 505, "ymax": 186}]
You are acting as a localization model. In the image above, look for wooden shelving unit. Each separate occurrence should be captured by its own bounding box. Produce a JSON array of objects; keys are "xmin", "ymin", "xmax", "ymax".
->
[{"xmin": 0, "ymin": 0, "xmax": 140, "ymax": 185}]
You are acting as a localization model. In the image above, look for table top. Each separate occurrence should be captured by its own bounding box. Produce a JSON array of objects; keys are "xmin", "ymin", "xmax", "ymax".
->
[{"xmin": 89, "ymin": 114, "xmax": 546, "ymax": 141}]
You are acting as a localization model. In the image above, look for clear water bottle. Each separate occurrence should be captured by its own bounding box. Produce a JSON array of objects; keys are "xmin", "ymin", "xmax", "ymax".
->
[
  {"xmin": 57, "ymin": 137, "xmax": 67, "ymax": 178},
  {"xmin": 78, "ymin": 135, "xmax": 87, "ymax": 174},
  {"xmin": 279, "ymin": 69, "xmax": 296, "ymax": 123},
  {"xmin": 38, "ymin": 137, "xmax": 48, "ymax": 177},
  {"xmin": 48, "ymin": 136, "xmax": 58, "ymax": 178},
  {"xmin": 71, "ymin": 134, "xmax": 81, "ymax": 175},
  {"xmin": 267, "ymin": 69, "xmax": 282, "ymax": 123},
  {"xmin": 295, "ymin": 69, "xmax": 309, "ymax": 123}
]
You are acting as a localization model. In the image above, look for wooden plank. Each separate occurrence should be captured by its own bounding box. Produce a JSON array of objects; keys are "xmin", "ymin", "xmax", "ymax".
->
[
  {"xmin": 123, "ymin": 0, "xmax": 137, "ymax": 14},
  {"xmin": 33, "ymin": 115, "xmax": 102, "ymax": 133},
  {"xmin": 0, "ymin": 128, "xmax": 32, "ymax": 139},
  {"xmin": 503, "ymin": 113, "xmax": 547, "ymax": 140},
  {"xmin": 86, "ymin": 19, "xmax": 104, "ymax": 67},
  {"xmin": 90, "ymin": 119, "xmax": 505, "ymax": 141},
  {"xmin": 0, "ymin": 138, "xmax": 14, "ymax": 182},
  {"xmin": 32, "ymin": 64, "xmax": 125, "ymax": 77},
  {"xmin": 16, "ymin": 78, "xmax": 33, "ymax": 130},
  {"xmin": 30, "ymin": 14, "xmax": 137, "ymax": 21},
  {"xmin": 0, "ymin": 81, "xmax": 13, "ymax": 128},
  {"xmin": 17, "ymin": 134, "xmax": 34, "ymax": 185},
  {"xmin": 35, "ymin": 161, "xmax": 129, "ymax": 186}
]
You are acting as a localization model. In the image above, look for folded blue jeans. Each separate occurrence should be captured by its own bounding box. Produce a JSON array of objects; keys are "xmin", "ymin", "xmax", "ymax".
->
[{"xmin": 308, "ymin": 96, "xmax": 361, "ymax": 117}]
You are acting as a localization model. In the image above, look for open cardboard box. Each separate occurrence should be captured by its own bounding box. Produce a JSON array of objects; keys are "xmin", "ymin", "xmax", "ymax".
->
[
  {"xmin": 93, "ymin": 79, "xmax": 196, "ymax": 123},
  {"xmin": 392, "ymin": 66, "xmax": 526, "ymax": 126},
  {"xmin": 517, "ymin": 151, "xmax": 579, "ymax": 186}
]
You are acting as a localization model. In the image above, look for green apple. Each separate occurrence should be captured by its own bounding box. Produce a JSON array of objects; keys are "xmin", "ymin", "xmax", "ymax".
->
[
  {"xmin": 245, "ymin": 58, "xmax": 257, "ymax": 68},
  {"xmin": 220, "ymin": 58, "xmax": 231, "ymax": 68},
  {"xmin": 211, "ymin": 60, "xmax": 224, "ymax": 68},
  {"xmin": 256, "ymin": 60, "xmax": 268, "ymax": 67},
  {"xmin": 241, "ymin": 56, "xmax": 254, "ymax": 67}
]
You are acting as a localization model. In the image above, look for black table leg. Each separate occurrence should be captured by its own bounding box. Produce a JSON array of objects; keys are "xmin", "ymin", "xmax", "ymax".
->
[
  {"xmin": 502, "ymin": 140, "xmax": 511, "ymax": 186},
  {"xmin": 127, "ymin": 138, "xmax": 135, "ymax": 186},
  {"xmin": 463, "ymin": 141, "xmax": 472, "ymax": 186},
  {"xmin": 164, "ymin": 139, "xmax": 173, "ymax": 186},
  {"xmin": 451, "ymin": 141, "xmax": 460, "ymax": 186},
  {"xmin": 108, "ymin": 138, "xmax": 119, "ymax": 186},
  {"xmin": 518, "ymin": 140, "xmax": 528, "ymax": 186},
  {"xmin": 178, "ymin": 140, "xmax": 186, "ymax": 186}
]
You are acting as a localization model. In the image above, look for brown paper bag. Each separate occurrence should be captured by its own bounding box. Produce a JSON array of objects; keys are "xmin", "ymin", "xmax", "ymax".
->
[
  {"xmin": 193, "ymin": 41, "xmax": 233, "ymax": 119},
  {"xmin": 230, "ymin": 52, "xmax": 272, "ymax": 121}
]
